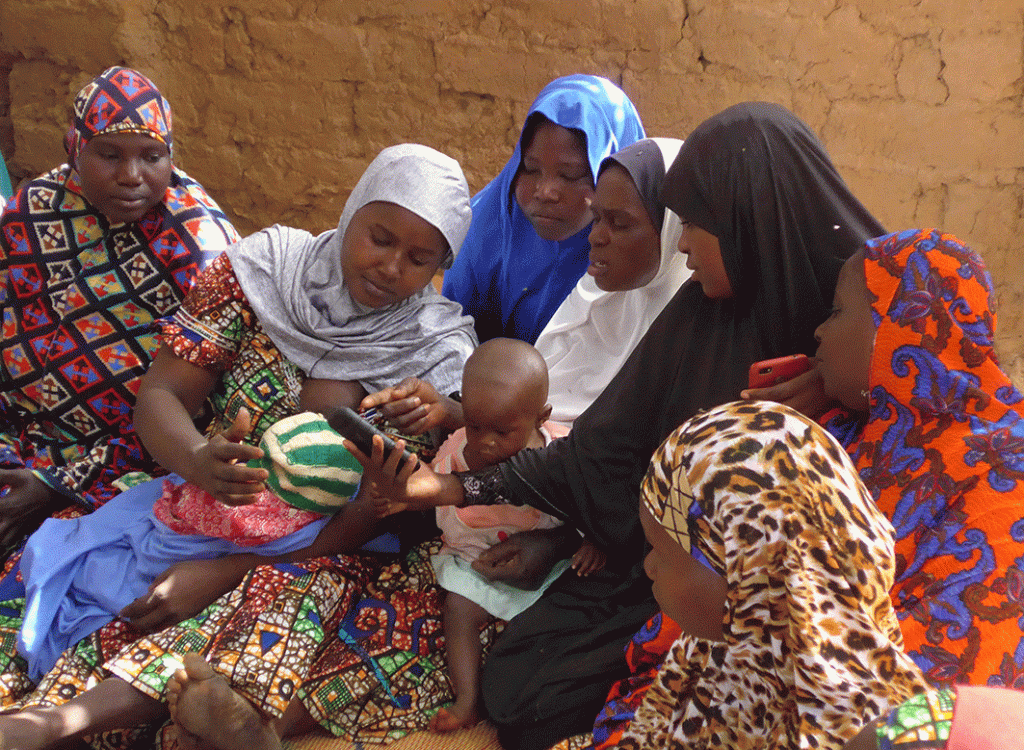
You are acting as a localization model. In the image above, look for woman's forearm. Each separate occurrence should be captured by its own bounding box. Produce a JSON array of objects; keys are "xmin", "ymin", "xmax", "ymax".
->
[
  {"xmin": 135, "ymin": 383, "xmax": 208, "ymax": 477},
  {"xmin": 134, "ymin": 347, "xmax": 221, "ymax": 481},
  {"xmin": 281, "ymin": 499, "xmax": 381, "ymax": 561}
]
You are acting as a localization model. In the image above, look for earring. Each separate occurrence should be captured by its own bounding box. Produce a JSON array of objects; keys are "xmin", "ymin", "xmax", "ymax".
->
[{"xmin": 860, "ymin": 389, "xmax": 870, "ymax": 398}]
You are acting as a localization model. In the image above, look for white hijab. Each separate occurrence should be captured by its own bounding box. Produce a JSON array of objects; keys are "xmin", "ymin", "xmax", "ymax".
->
[
  {"xmin": 229, "ymin": 144, "xmax": 476, "ymax": 395},
  {"xmin": 535, "ymin": 138, "xmax": 689, "ymax": 425}
]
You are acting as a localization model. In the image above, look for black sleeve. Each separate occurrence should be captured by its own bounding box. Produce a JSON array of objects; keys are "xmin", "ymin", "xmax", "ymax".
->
[
  {"xmin": 454, "ymin": 464, "xmax": 513, "ymax": 506},
  {"xmin": 452, "ymin": 451, "xmax": 574, "ymax": 525}
]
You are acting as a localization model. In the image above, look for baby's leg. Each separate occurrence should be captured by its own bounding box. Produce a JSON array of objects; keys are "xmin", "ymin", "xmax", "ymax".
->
[
  {"xmin": 167, "ymin": 653, "xmax": 281, "ymax": 750},
  {"xmin": 0, "ymin": 677, "xmax": 165, "ymax": 750},
  {"xmin": 430, "ymin": 592, "xmax": 490, "ymax": 733}
]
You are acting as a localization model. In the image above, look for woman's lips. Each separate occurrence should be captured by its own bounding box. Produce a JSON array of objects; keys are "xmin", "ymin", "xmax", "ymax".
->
[
  {"xmin": 112, "ymin": 195, "xmax": 147, "ymax": 207},
  {"xmin": 361, "ymin": 276, "xmax": 393, "ymax": 302},
  {"xmin": 531, "ymin": 213, "xmax": 563, "ymax": 228}
]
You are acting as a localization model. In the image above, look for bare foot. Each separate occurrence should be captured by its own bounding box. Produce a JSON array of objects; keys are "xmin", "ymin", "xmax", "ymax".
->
[
  {"xmin": 167, "ymin": 653, "xmax": 281, "ymax": 750},
  {"xmin": 428, "ymin": 700, "xmax": 480, "ymax": 733},
  {"xmin": 0, "ymin": 709, "xmax": 64, "ymax": 750}
]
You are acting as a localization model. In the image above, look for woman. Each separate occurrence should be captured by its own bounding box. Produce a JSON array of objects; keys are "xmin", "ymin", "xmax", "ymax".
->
[
  {"xmin": 815, "ymin": 229, "xmax": 1024, "ymax": 687},
  {"xmin": 442, "ymin": 74, "xmax": 645, "ymax": 344},
  {"xmin": 0, "ymin": 144, "xmax": 476, "ymax": 750},
  {"xmin": 622, "ymin": 400, "xmax": 926, "ymax": 749},
  {"xmin": 0, "ymin": 66, "xmax": 239, "ymax": 554},
  {"xmin": 354, "ymin": 101, "xmax": 888, "ymax": 750},
  {"xmin": 535, "ymin": 137, "xmax": 689, "ymax": 425}
]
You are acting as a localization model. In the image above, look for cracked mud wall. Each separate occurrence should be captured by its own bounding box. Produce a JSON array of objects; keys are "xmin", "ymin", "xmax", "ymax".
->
[{"xmin": 2, "ymin": 0, "xmax": 1023, "ymax": 381}]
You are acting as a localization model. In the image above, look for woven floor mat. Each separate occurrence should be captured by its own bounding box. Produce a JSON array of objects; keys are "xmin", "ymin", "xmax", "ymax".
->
[{"xmin": 282, "ymin": 722, "xmax": 501, "ymax": 750}]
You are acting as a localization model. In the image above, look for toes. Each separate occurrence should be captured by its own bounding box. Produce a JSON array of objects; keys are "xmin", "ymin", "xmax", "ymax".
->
[{"xmin": 182, "ymin": 652, "xmax": 216, "ymax": 681}]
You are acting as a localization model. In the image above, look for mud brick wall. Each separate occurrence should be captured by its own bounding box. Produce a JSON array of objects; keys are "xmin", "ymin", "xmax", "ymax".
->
[{"xmin": 2, "ymin": 0, "xmax": 1022, "ymax": 380}]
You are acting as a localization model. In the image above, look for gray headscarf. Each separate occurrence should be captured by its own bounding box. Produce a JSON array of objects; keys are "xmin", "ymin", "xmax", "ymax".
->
[{"xmin": 229, "ymin": 144, "xmax": 476, "ymax": 395}]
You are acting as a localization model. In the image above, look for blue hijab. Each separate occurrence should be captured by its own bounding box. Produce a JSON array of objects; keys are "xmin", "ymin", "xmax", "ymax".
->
[{"xmin": 442, "ymin": 74, "xmax": 645, "ymax": 344}]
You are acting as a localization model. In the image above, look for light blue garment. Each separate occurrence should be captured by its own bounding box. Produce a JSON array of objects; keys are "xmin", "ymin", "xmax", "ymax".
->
[
  {"xmin": 19, "ymin": 475, "xmax": 329, "ymax": 680},
  {"xmin": 431, "ymin": 551, "xmax": 571, "ymax": 621},
  {"xmin": 442, "ymin": 74, "xmax": 645, "ymax": 344}
]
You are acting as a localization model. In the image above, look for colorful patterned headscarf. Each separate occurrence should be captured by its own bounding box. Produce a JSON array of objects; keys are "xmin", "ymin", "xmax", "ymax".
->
[
  {"xmin": 64, "ymin": 66, "xmax": 173, "ymax": 167},
  {"xmin": 621, "ymin": 401, "xmax": 926, "ymax": 750},
  {"xmin": 847, "ymin": 228, "xmax": 1024, "ymax": 686}
]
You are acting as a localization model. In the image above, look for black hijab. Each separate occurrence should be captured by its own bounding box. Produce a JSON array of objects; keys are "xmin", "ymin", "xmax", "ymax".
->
[{"xmin": 482, "ymin": 102, "xmax": 886, "ymax": 747}]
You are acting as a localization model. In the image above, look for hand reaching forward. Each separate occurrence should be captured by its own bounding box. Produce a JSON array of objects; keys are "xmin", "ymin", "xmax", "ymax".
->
[
  {"xmin": 186, "ymin": 408, "xmax": 268, "ymax": 506},
  {"xmin": 343, "ymin": 434, "xmax": 462, "ymax": 515},
  {"xmin": 359, "ymin": 377, "xmax": 463, "ymax": 435}
]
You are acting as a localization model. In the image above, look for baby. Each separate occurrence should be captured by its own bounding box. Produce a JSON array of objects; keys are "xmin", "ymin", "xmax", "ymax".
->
[
  {"xmin": 16, "ymin": 400, "xmax": 380, "ymax": 682},
  {"xmin": 428, "ymin": 338, "xmax": 605, "ymax": 732}
]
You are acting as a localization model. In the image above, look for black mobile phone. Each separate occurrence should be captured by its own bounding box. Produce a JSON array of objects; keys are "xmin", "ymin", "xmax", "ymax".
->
[{"xmin": 328, "ymin": 406, "xmax": 417, "ymax": 472}]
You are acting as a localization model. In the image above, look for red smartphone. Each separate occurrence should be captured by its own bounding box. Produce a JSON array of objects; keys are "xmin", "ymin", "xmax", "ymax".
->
[{"xmin": 747, "ymin": 354, "xmax": 812, "ymax": 389}]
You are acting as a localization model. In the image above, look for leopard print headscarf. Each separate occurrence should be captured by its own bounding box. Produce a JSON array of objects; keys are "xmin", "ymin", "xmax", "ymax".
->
[{"xmin": 622, "ymin": 400, "xmax": 927, "ymax": 750}]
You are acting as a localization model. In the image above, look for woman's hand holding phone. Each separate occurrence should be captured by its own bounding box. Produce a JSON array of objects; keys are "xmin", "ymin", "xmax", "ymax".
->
[
  {"xmin": 328, "ymin": 406, "xmax": 417, "ymax": 471},
  {"xmin": 342, "ymin": 432, "xmax": 416, "ymax": 515},
  {"xmin": 742, "ymin": 354, "xmax": 832, "ymax": 419},
  {"xmin": 332, "ymin": 405, "xmax": 468, "ymax": 513}
]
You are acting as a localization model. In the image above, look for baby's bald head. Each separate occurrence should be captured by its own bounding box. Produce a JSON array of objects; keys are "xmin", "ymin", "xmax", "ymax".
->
[{"xmin": 460, "ymin": 338, "xmax": 552, "ymax": 469}]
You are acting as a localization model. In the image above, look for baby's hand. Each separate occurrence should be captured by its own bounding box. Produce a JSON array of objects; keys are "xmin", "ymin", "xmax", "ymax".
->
[
  {"xmin": 352, "ymin": 474, "xmax": 390, "ymax": 519},
  {"xmin": 359, "ymin": 377, "xmax": 447, "ymax": 435},
  {"xmin": 572, "ymin": 539, "xmax": 606, "ymax": 576}
]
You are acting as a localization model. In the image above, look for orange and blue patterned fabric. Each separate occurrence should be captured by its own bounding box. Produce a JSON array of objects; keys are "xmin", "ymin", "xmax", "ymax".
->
[
  {"xmin": 0, "ymin": 66, "xmax": 238, "ymax": 510},
  {"xmin": 848, "ymin": 228, "xmax": 1024, "ymax": 686},
  {"xmin": 588, "ymin": 612, "xmax": 682, "ymax": 749}
]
